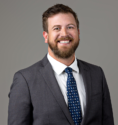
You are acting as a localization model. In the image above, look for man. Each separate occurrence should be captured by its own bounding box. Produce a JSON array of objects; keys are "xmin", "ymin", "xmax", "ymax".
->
[{"xmin": 8, "ymin": 4, "xmax": 114, "ymax": 125}]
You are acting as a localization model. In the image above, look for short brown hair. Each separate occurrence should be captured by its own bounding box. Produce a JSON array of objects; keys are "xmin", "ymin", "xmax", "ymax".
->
[{"xmin": 42, "ymin": 4, "xmax": 79, "ymax": 32}]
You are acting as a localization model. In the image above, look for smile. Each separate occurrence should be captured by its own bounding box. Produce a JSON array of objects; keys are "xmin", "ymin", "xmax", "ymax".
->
[{"xmin": 58, "ymin": 40, "xmax": 72, "ymax": 44}]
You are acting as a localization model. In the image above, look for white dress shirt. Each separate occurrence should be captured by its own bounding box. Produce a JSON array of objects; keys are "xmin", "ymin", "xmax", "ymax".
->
[{"xmin": 47, "ymin": 54, "xmax": 86, "ymax": 117}]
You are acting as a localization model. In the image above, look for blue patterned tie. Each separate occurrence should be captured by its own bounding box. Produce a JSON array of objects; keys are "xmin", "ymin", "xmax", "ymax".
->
[{"xmin": 65, "ymin": 67, "xmax": 82, "ymax": 125}]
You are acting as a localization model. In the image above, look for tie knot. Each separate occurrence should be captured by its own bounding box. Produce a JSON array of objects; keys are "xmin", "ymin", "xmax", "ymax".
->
[{"xmin": 65, "ymin": 67, "xmax": 72, "ymax": 74}]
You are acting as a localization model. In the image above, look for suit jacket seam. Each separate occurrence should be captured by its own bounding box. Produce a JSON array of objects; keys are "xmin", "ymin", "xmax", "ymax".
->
[{"xmin": 18, "ymin": 71, "xmax": 32, "ymax": 103}]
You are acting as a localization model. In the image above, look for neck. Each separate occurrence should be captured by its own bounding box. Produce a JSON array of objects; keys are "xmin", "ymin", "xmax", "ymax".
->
[{"xmin": 48, "ymin": 49, "xmax": 75, "ymax": 66}]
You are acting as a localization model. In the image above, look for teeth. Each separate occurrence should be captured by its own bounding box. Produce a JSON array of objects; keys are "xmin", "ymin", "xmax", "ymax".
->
[{"xmin": 59, "ymin": 41, "xmax": 70, "ymax": 43}]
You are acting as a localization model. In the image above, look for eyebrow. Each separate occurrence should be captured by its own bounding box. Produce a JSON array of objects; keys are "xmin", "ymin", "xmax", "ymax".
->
[{"xmin": 67, "ymin": 24, "xmax": 76, "ymax": 27}]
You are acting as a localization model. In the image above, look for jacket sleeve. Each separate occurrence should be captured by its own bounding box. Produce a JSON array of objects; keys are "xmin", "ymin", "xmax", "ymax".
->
[
  {"xmin": 8, "ymin": 71, "xmax": 33, "ymax": 125},
  {"xmin": 100, "ymin": 68, "xmax": 114, "ymax": 125}
]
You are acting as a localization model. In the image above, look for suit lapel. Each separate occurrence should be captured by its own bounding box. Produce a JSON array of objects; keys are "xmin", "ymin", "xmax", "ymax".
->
[
  {"xmin": 39, "ymin": 56, "xmax": 92, "ymax": 125},
  {"xmin": 39, "ymin": 56, "xmax": 74, "ymax": 125},
  {"xmin": 78, "ymin": 60, "xmax": 92, "ymax": 125}
]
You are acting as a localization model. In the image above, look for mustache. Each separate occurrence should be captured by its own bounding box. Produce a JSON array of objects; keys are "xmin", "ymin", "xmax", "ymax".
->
[{"xmin": 55, "ymin": 36, "xmax": 73, "ymax": 42}]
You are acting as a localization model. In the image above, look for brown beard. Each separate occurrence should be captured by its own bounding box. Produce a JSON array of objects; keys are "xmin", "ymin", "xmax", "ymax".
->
[{"xmin": 48, "ymin": 36, "xmax": 79, "ymax": 59}]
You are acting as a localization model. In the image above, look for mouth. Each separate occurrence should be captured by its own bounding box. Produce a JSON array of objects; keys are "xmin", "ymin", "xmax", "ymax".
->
[{"xmin": 57, "ymin": 40, "xmax": 72, "ymax": 44}]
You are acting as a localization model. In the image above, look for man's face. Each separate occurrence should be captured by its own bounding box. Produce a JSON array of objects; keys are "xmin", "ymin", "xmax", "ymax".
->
[{"xmin": 43, "ymin": 13, "xmax": 80, "ymax": 59}]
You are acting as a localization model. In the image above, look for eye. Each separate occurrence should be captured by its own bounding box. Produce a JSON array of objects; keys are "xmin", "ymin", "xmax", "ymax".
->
[
  {"xmin": 54, "ymin": 27, "xmax": 60, "ymax": 30},
  {"xmin": 68, "ymin": 26, "xmax": 74, "ymax": 29}
]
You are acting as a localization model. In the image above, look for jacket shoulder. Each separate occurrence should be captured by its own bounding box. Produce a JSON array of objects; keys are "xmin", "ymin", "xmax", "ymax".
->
[
  {"xmin": 16, "ymin": 55, "xmax": 48, "ymax": 75},
  {"xmin": 78, "ymin": 59, "xmax": 100, "ymax": 68},
  {"xmin": 78, "ymin": 59, "xmax": 103, "ymax": 74},
  {"xmin": 18, "ymin": 60, "xmax": 42, "ymax": 75},
  {"xmin": 14, "ymin": 56, "xmax": 47, "ymax": 82}
]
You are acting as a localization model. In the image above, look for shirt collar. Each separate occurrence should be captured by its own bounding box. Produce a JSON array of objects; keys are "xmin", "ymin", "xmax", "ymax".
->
[{"xmin": 47, "ymin": 53, "xmax": 79, "ymax": 75}]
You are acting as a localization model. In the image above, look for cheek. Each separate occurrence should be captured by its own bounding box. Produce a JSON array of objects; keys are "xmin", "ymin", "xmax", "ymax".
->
[
  {"xmin": 48, "ymin": 33, "xmax": 58, "ymax": 41},
  {"xmin": 74, "ymin": 32, "xmax": 79, "ymax": 39},
  {"xmin": 69, "ymin": 30, "xmax": 79, "ymax": 38},
  {"xmin": 72, "ymin": 34, "xmax": 79, "ymax": 40}
]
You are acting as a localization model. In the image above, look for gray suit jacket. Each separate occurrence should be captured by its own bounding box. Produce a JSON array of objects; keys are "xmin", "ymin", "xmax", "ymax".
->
[{"xmin": 8, "ymin": 55, "xmax": 114, "ymax": 125}]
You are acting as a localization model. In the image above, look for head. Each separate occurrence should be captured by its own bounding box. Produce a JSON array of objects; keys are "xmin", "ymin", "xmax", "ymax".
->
[
  {"xmin": 42, "ymin": 4, "xmax": 79, "ymax": 32},
  {"xmin": 42, "ymin": 4, "xmax": 80, "ymax": 59}
]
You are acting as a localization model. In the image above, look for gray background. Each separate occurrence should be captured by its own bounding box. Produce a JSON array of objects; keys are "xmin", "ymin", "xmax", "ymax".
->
[{"xmin": 0, "ymin": 0, "xmax": 118, "ymax": 124}]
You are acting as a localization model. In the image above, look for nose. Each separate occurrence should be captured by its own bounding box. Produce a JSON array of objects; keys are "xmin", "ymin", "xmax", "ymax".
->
[{"xmin": 60, "ymin": 27, "xmax": 68, "ymax": 36}]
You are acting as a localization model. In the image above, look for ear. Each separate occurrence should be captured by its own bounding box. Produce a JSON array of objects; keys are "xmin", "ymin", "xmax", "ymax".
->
[
  {"xmin": 43, "ymin": 31, "xmax": 48, "ymax": 43},
  {"xmin": 78, "ymin": 29, "xmax": 80, "ymax": 40},
  {"xmin": 78, "ymin": 29, "xmax": 80, "ymax": 35}
]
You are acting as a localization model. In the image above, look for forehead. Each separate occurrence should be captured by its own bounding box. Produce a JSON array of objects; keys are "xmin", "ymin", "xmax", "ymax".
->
[{"xmin": 47, "ymin": 13, "xmax": 77, "ymax": 28}]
